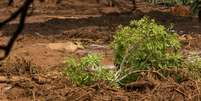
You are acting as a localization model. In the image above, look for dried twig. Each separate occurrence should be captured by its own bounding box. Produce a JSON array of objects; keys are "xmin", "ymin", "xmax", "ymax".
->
[
  {"xmin": 195, "ymin": 80, "xmax": 201, "ymax": 95},
  {"xmin": 174, "ymin": 88, "xmax": 188, "ymax": 98},
  {"xmin": 0, "ymin": 76, "xmax": 31, "ymax": 83}
]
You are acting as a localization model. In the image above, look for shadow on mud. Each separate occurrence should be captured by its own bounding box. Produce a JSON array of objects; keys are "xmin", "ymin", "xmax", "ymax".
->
[{"xmin": 1, "ymin": 9, "xmax": 201, "ymax": 41}]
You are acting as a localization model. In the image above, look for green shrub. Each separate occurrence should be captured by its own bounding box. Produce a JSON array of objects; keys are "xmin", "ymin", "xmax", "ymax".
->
[
  {"xmin": 63, "ymin": 17, "xmax": 201, "ymax": 87},
  {"xmin": 112, "ymin": 16, "xmax": 182, "ymax": 83},
  {"xmin": 63, "ymin": 53, "xmax": 115, "ymax": 86},
  {"xmin": 112, "ymin": 16, "xmax": 182, "ymax": 70}
]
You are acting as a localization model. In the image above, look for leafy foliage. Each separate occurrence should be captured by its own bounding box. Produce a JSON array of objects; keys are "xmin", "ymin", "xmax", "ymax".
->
[
  {"xmin": 112, "ymin": 16, "xmax": 181, "ymax": 70},
  {"xmin": 112, "ymin": 16, "xmax": 182, "ymax": 83},
  {"xmin": 64, "ymin": 17, "xmax": 201, "ymax": 87},
  {"xmin": 63, "ymin": 54, "xmax": 115, "ymax": 86},
  {"xmin": 190, "ymin": 0, "xmax": 201, "ymax": 15}
]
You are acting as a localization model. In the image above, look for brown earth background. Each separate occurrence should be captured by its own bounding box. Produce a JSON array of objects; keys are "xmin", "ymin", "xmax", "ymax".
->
[{"xmin": 0, "ymin": 0, "xmax": 201, "ymax": 100}]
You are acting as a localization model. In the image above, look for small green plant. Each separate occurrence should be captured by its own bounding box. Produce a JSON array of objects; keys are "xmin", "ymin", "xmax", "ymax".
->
[
  {"xmin": 183, "ymin": 51, "xmax": 201, "ymax": 79},
  {"xmin": 112, "ymin": 16, "xmax": 181, "ymax": 69},
  {"xmin": 190, "ymin": 0, "xmax": 201, "ymax": 16},
  {"xmin": 112, "ymin": 16, "xmax": 182, "ymax": 83},
  {"xmin": 63, "ymin": 53, "xmax": 115, "ymax": 86}
]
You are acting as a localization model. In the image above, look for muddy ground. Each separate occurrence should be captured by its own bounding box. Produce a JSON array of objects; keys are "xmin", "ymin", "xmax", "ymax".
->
[{"xmin": 0, "ymin": 0, "xmax": 201, "ymax": 100}]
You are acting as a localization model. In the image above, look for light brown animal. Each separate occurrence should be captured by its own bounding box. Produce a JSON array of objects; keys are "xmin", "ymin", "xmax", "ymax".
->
[{"xmin": 170, "ymin": 5, "xmax": 190, "ymax": 16}]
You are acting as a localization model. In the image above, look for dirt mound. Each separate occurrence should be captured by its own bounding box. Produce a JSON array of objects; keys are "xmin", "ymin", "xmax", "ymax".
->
[{"xmin": 0, "ymin": 60, "xmax": 201, "ymax": 101}]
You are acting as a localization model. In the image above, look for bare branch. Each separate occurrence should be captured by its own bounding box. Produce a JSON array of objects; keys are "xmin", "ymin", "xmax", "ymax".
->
[{"xmin": 0, "ymin": 0, "xmax": 33, "ymax": 60}]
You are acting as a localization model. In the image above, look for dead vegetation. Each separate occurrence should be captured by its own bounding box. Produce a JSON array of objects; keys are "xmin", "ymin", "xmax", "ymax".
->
[{"xmin": 1, "ymin": 58, "xmax": 201, "ymax": 100}]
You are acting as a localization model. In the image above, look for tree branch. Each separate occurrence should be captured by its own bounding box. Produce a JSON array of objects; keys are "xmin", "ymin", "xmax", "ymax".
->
[{"xmin": 0, "ymin": 0, "xmax": 33, "ymax": 60}]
